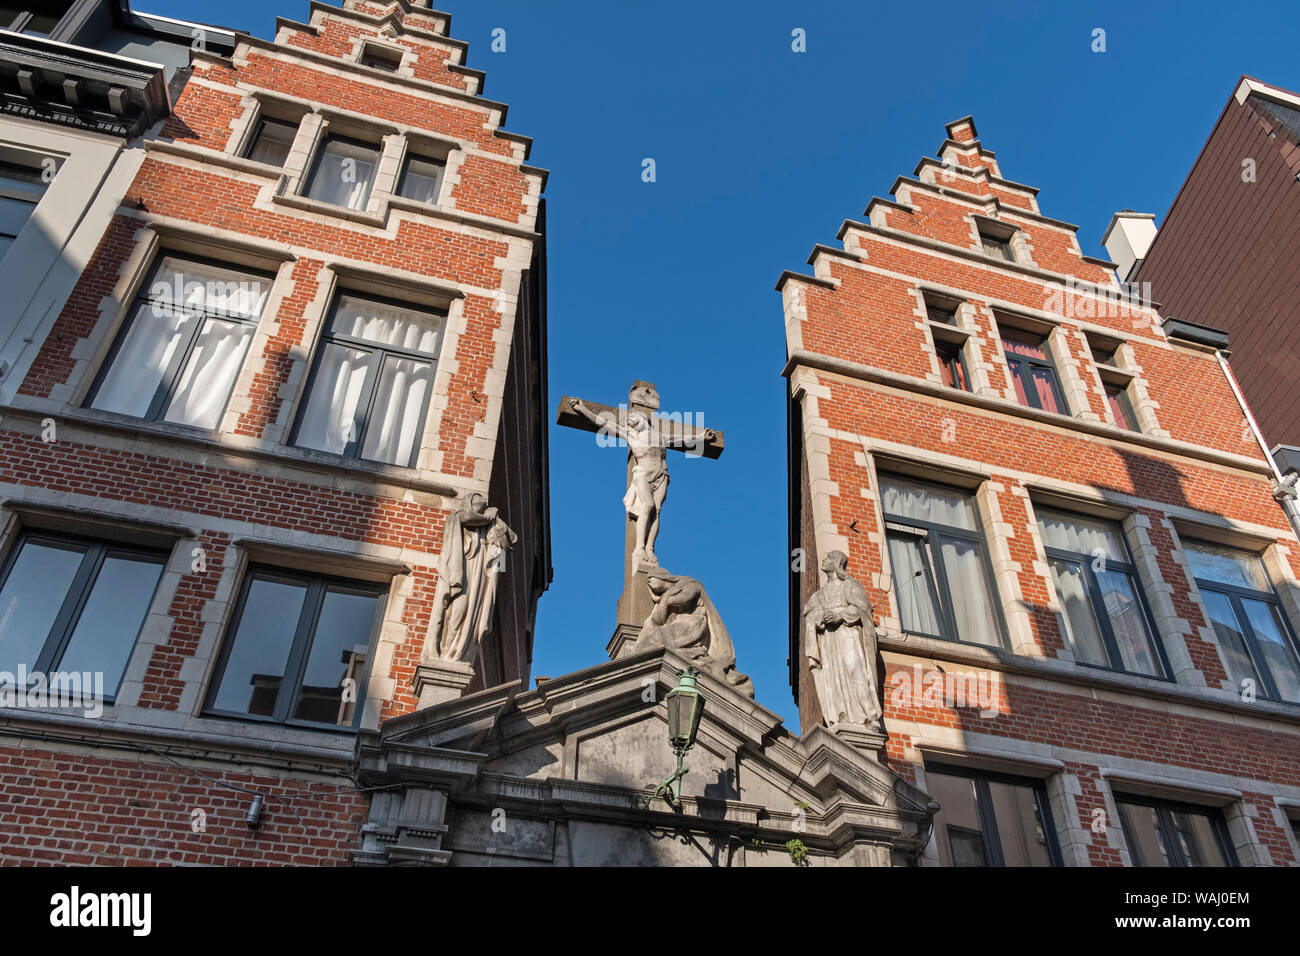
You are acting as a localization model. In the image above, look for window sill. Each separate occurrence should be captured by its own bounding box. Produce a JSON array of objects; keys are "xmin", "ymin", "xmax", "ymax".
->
[{"xmin": 272, "ymin": 189, "xmax": 387, "ymax": 227}]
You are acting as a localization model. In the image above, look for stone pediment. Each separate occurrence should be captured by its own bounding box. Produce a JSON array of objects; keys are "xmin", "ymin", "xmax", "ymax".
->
[{"xmin": 354, "ymin": 648, "xmax": 936, "ymax": 866}]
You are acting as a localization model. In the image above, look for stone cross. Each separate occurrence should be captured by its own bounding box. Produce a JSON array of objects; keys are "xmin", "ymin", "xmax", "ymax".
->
[{"xmin": 556, "ymin": 380, "xmax": 724, "ymax": 653}]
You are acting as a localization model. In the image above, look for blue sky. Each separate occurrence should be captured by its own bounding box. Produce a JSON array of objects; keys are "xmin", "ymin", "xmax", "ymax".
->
[{"xmin": 146, "ymin": 0, "xmax": 1300, "ymax": 723}]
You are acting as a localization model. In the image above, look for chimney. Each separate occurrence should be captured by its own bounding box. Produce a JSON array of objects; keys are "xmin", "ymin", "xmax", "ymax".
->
[{"xmin": 1101, "ymin": 210, "xmax": 1158, "ymax": 281}]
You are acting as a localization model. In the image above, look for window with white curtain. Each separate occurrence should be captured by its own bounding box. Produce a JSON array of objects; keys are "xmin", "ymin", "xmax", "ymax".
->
[
  {"xmin": 292, "ymin": 293, "xmax": 442, "ymax": 468},
  {"xmin": 1184, "ymin": 539, "xmax": 1300, "ymax": 703},
  {"xmin": 243, "ymin": 117, "xmax": 298, "ymax": 167},
  {"xmin": 396, "ymin": 154, "xmax": 445, "ymax": 204},
  {"xmin": 304, "ymin": 135, "xmax": 381, "ymax": 211},
  {"xmin": 1037, "ymin": 509, "xmax": 1167, "ymax": 678},
  {"xmin": 880, "ymin": 475, "xmax": 1005, "ymax": 647},
  {"xmin": 86, "ymin": 256, "xmax": 270, "ymax": 431}
]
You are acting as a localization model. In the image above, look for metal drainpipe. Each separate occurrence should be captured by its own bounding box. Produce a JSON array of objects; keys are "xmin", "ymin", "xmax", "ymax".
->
[{"xmin": 1215, "ymin": 350, "xmax": 1300, "ymax": 539}]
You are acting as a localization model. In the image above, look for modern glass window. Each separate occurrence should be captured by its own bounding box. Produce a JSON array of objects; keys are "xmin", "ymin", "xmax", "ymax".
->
[
  {"xmin": 396, "ymin": 154, "xmax": 446, "ymax": 204},
  {"xmin": 0, "ymin": 532, "xmax": 166, "ymax": 698},
  {"xmin": 1116, "ymin": 794, "xmax": 1237, "ymax": 867},
  {"xmin": 928, "ymin": 766, "xmax": 1061, "ymax": 867},
  {"xmin": 979, "ymin": 229, "xmax": 1015, "ymax": 261},
  {"xmin": 0, "ymin": 159, "xmax": 50, "ymax": 261},
  {"xmin": 206, "ymin": 567, "xmax": 385, "ymax": 729},
  {"xmin": 292, "ymin": 293, "xmax": 442, "ymax": 468},
  {"xmin": 881, "ymin": 476, "xmax": 1005, "ymax": 647},
  {"xmin": 936, "ymin": 342, "xmax": 969, "ymax": 391},
  {"xmin": 1184, "ymin": 540, "xmax": 1300, "ymax": 703},
  {"xmin": 305, "ymin": 135, "xmax": 381, "ymax": 211},
  {"xmin": 1038, "ymin": 509, "xmax": 1167, "ymax": 677},
  {"xmin": 243, "ymin": 117, "xmax": 297, "ymax": 167},
  {"xmin": 1105, "ymin": 381, "xmax": 1139, "ymax": 431},
  {"xmin": 1002, "ymin": 327, "xmax": 1066, "ymax": 414},
  {"xmin": 86, "ymin": 256, "xmax": 270, "ymax": 431}
]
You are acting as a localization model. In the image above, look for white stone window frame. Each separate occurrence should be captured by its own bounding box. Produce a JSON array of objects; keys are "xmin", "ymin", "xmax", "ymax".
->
[
  {"xmin": 352, "ymin": 37, "xmax": 412, "ymax": 77},
  {"xmin": 916, "ymin": 287, "xmax": 981, "ymax": 395},
  {"xmin": 989, "ymin": 308, "xmax": 1079, "ymax": 418},
  {"xmin": 1166, "ymin": 519, "xmax": 1300, "ymax": 703},
  {"xmin": 1084, "ymin": 332, "xmax": 1151, "ymax": 434},
  {"xmin": 1095, "ymin": 769, "xmax": 1262, "ymax": 866},
  {"xmin": 228, "ymin": 94, "xmax": 458, "ymax": 226},
  {"xmin": 969, "ymin": 213, "xmax": 1032, "ymax": 267},
  {"xmin": 63, "ymin": 225, "xmax": 297, "ymax": 437},
  {"xmin": 185, "ymin": 538, "xmax": 412, "ymax": 734},
  {"xmin": 272, "ymin": 261, "xmax": 465, "ymax": 475}
]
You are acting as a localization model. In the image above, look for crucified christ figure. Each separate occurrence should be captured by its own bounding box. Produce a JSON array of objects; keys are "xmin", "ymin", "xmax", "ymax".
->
[{"xmin": 569, "ymin": 398, "xmax": 714, "ymax": 572}]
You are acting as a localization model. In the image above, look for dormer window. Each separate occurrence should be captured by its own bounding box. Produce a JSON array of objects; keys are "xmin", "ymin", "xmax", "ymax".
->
[
  {"xmin": 359, "ymin": 43, "xmax": 403, "ymax": 72},
  {"xmin": 979, "ymin": 228, "xmax": 1014, "ymax": 261}
]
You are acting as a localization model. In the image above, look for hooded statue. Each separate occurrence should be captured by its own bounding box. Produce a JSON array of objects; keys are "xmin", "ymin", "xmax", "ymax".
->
[
  {"xmin": 426, "ymin": 493, "xmax": 517, "ymax": 666},
  {"xmin": 634, "ymin": 568, "xmax": 754, "ymax": 698},
  {"xmin": 803, "ymin": 550, "xmax": 882, "ymax": 729}
]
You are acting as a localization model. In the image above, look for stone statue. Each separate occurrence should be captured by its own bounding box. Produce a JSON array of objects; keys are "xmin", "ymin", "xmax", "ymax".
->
[
  {"xmin": 803, "ymin": 551, "xmax": 882, "ymax": 729},
  {"xmin": 634, "ymin": 567, "xmax": 754, "ymax": 698},
  {"xmin": 568, "ymin": 397, "xmax": 715, "ymax": 573},
  {"xmin": 426, "ymin": 493, "xmax": 517, "ymax": 666}
]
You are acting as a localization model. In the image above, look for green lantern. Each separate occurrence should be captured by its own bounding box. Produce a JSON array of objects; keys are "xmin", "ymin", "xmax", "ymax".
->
[{"xmin": 652, "ymin": 667, "xmax": 705, "ymax": 806}]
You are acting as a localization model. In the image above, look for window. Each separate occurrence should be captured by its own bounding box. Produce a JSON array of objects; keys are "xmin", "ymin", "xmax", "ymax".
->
[
  {"xmin": 0, "ymin": 532, "xmax": 165, "ymax": 698},
  {"xmin": 979, "ymin": 229, "xmax": 1015, "ymax": 261},
  {"xmin": 936, "ymin": 342, "xmax": 969, "ymax": 391},
  {"xmin": 396, "ymin": 154, "xmax": 446, "ymax": 204},
  {"xmin": 292, "ymin": 292, "xmax": 443, "ymax": 468},
  {"xmin": 0, "ymin": 159, "xmax": 50, "ymax": 261},
  {"xmin": 926, "ymin": 304, "xmax": 957, "ymax": 325},
  {"xmin": 86, "ymin": 256, "xmax": 270, "ymax": 430},
  {"xmin": 206, "ymin": 568, "xmax": 385, "ymax": 729},
  {"xmin": 1038, "ymin": 509, "xmax": 1166, "ymax": 677},
  {"xmin": 928, "ymin": 766, "xmax": 1061, "ymax": 867},
  {"xmin": 243, "ymin": 117, "xmax": 297, "ymax": 167},
  {"xmin": 1115, "ymin": 794, "xmax": 1237, "ymax": 867},
  {"xmin": 1184, "ymin": 540, "xmax": 1300, "ymax": 703},
  {"xmin": 1090, "ymin": 342, "xmax": 1119, "ymax": 367},
  {"xmin": 305, "ymin": 135, "xmax": 381, "ymax": 211},
  {"xmin": 881, "ymin": 476, "xmax": 1005, "ymax": 647},
  {"xmin": 359, "ymin": 44, "xmax": 402, "ymax": 72},
  {"xmin": 1104, "ymin": 381, "xmax": 1139, "ymax": 431},
  {"xmin": 1001, "ymin": 327, "xmax": 1066, "ymax": 414}
]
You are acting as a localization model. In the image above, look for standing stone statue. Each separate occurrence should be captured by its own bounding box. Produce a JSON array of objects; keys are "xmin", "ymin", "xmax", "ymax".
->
[
  {"xmin": 568, "ymin": 397, "xmax": 715, "ymax": 573},
  {"xmin": 634, "ymin": 567, "xmax": 754, "ymax": 698},
  {"xmin": 804, "ymin": 551, "xmax": 882, "ymax": 729},
  {"xmin": 426, "ymin": 493, "xmax": 517, "ymax": 666}
]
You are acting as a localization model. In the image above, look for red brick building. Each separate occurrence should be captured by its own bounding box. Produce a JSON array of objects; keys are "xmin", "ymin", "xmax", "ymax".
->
[
  {"xmin": 781, "ymin": 116, "xmax": 1300, "ymax": 866},
  {"xmin": 0, "ymin": 0, "xmax": 549, "ymax": 865}
]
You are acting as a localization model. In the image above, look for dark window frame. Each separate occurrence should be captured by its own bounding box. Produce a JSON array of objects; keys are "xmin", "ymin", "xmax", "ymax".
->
[
  {"xmin": 978, "ymin": 229, "xmax": 1015, "ymax": 262},
  {"xmin": 1104, "ymin": 379, "xmax": 1139, "ymax": 431},
  {"xmin": 1039, "ymin": 512, "xmax": 1172, "ymax": 680},
  {"xmin": 935, "ymin": 340, "xmax": 970, "ymax": 391},
  {"xmin": 1188, "ymin": 545, "xmax": 1300, "ymax": 703},
  {"xmin": 0, "ymin": 529, "xmax": 167, "ymax": 699},
  {"xmin": 396, "ymin": 153, "xmax": 447, "ymax": 204},
  {"xmin": 1115, "ymin": 792, "xmax": 1239, "ymax": 867},
  {"xmin": 289, "ymin": 290, "xmax": 444, "ymax": 468},
  {"xmin": 1001, "ymin": 327, "xmax": 1067, "ymax": 414},
  {"xmin": 84, "ymin": 252, "xmax": 274, "ymax": 430},
  {"xmin": 358, "ymin": 43, "xmax": 403, "ymax": 72},
  {"xmin": 928, "ymin": 763, "xmax": 1063, "ymax": 867},
  {"xmin": 881, "ymin": 479, "xmax": 1010, "ymax": 649},
  {"xmin": 203, "ymin": 565, "xmax": 388, "ymax": 732}
]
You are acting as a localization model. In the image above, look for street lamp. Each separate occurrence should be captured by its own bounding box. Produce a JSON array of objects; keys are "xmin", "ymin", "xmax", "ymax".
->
[{"xmin": 651, "ymin": 666, "xmax": 705, "ymax": 806}]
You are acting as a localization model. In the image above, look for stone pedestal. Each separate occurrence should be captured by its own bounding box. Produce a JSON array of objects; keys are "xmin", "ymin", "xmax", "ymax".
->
[
  {"xmin": 609, "ymin": 568, "xmax": 654, "ymax": 660},
  {"xmin": 413, "ymin": 660, "xmax": 475, "ymax": 709},
  {"xmin": 832, "ymin": 722, "xmax": 887, "ymax": 759}
]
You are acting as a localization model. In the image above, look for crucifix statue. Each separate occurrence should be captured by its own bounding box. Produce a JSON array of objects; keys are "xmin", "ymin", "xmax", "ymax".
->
[{"xmin": 557, "ymin": 381, "xmax": 724, "ymax": 652}]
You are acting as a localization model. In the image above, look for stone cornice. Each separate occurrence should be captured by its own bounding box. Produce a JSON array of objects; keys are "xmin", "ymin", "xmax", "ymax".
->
[
  {"xmin": 782, "ymin": 347, "xmax": 1275, "ymax": 476},
  {"xmin": 887, "ymin": 175, "xmax": 1080, "ymax": 233}
]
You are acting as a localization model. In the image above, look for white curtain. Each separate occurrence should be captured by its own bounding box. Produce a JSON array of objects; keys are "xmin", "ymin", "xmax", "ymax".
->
[
  {"xmin": 296, "ymin": 345, "xmax": 372, "ymax": 455},
  {"xmin": 1037, "ymin": 510, "xmax": 1125, "ymax": 563},
  {"xmin": 941, "ymin": 536, "xmax": 1001, "ymax": 646},
  {"xmin": 1050, "ymin": 559, "xmax": 1109, "ymax": 665},
  {"xmin": 888, "ymin": 534, "xmax": 940, "ymax": 636},
  {"xmin": 360, "ymin": 355, "xmax": 430, "ymax": 466},
  {"xmin": 92, "ymin": 303, "xmax": 191, "ymax": 417},
  {"xmin": 306, "ymin": 141, "xmax": 379, "ymax": 211},
  {"xmin": 163, "ymin": 318, "xmax": 253, "ymax": 430},
  {"xmin": 335, "ymin": 296, "xmax": 439, "ymax": 353},
  {"xmin": 881, "ymin": 476, "xmax": 978, "ymax": 530}
]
